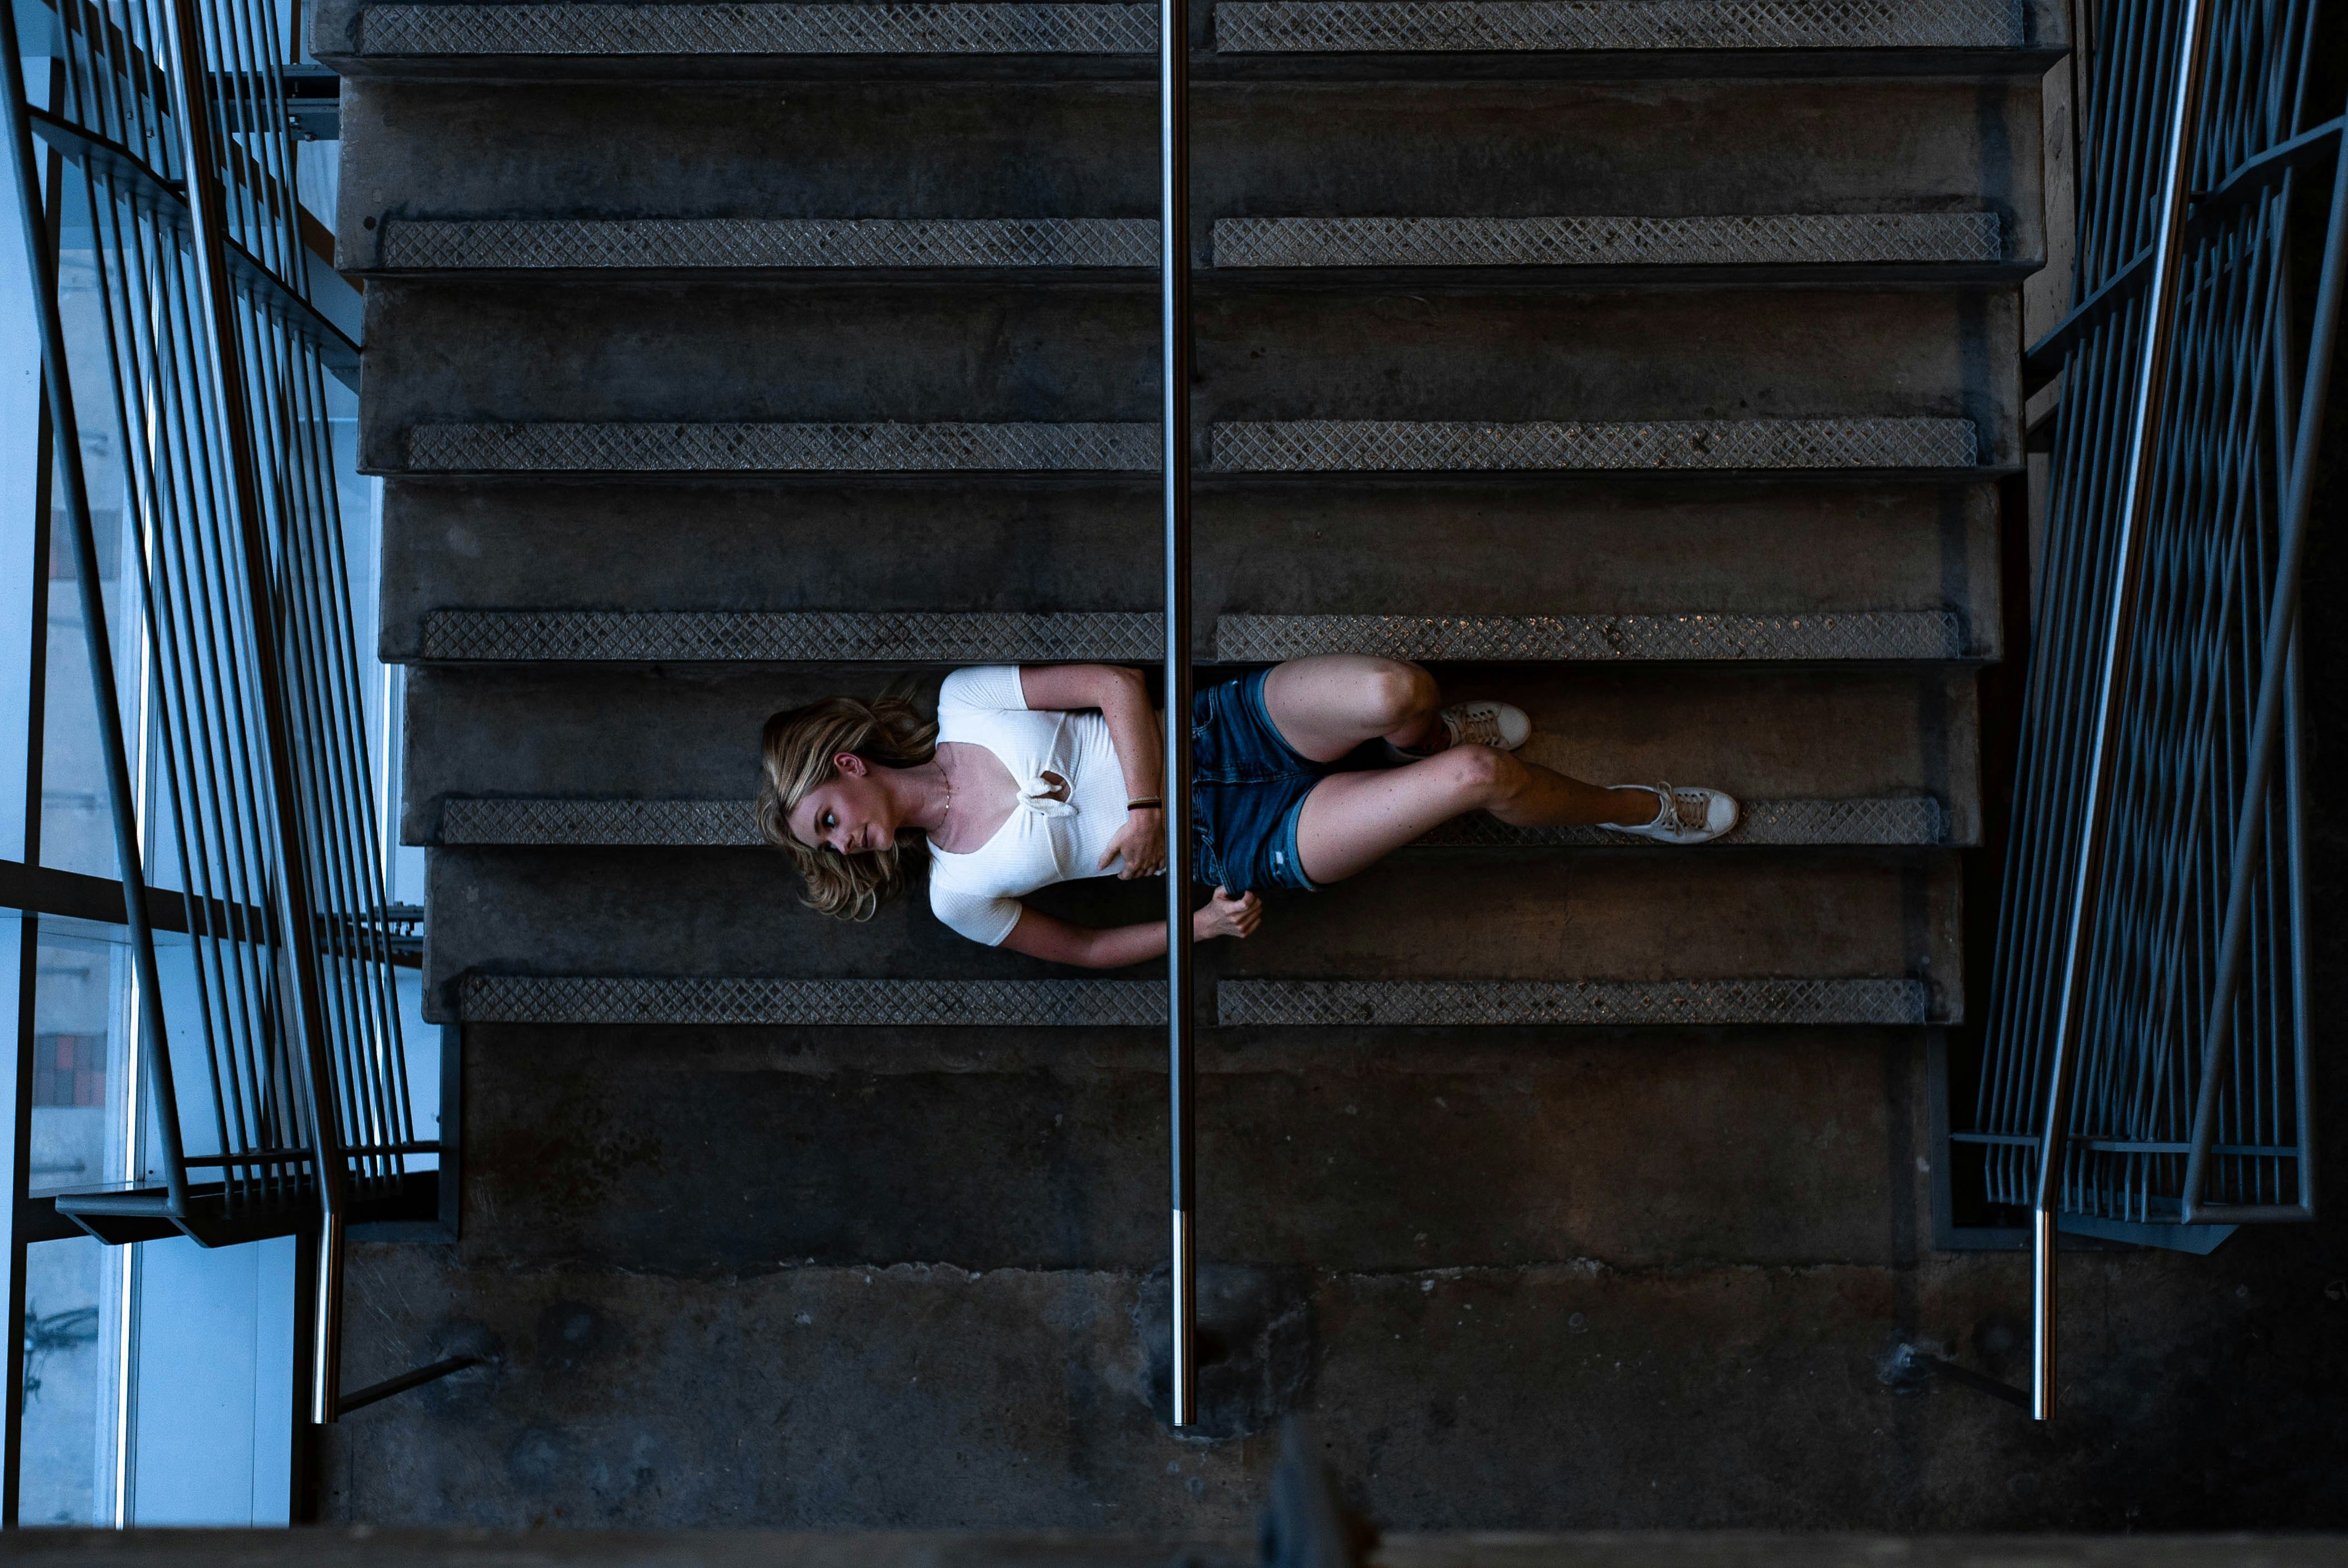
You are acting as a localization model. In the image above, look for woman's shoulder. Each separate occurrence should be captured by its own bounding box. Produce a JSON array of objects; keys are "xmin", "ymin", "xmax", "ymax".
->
[
  {"xmin": 927, "ymin": 869, "xmax": 1023, "ymax": 947},
  {"xmin": 938, "ymin": 664, "xmax": 1027, "ymax": 718}
]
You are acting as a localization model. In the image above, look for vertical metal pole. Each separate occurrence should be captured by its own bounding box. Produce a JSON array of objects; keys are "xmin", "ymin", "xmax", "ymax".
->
[
  {"xmin": 2179, "ymin": 115, "xmax": 2348, "ymax": 1223},
  {"xmin": 148, "ymin": 0, "xmax": 347, "ymax": 1422},
  {"xmin": 0, "ymin": 0, "xmax": 190, "ymax": 1218},
  {"xmin": 2030, "ymin": 0, "xmax": 2216, "ymax": 1424},
  {"xmin": 1160, "ymin": 0, "xmax": 1197, "ymax": 1432}
]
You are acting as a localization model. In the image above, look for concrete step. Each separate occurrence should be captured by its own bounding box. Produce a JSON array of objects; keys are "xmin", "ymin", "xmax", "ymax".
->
[
  {"xmin": 419, "ymin": 846, "xmax": 1960, "ymax": 1021},
  {"xmin": 432, "ymin": 795, "xmax": 1951, "ymax": 849},
  {"xmin": 335, "ymin": 77, "xmax": 2043, "ymax": 277},
  {"xmin": 380, "ymin": 479, "xmax": 1999, "ymax": 660},
  {"xmin": 357, "ymin": 282, "xmax": 2020, "ymax": 472},
  {"xmin": 422, "ymin": 1024, "xmax": 1943, "ymax": 1274},
  {"xmin": 316, "ymin": 0, "xmax": 2065, "ymax": 81},
  {"xmin": 398, "ymin": 663, "xmax": 1982, "ymax": 845}
]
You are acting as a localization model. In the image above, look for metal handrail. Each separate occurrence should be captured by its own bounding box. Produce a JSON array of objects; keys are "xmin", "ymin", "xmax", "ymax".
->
[
  {"xmin": 1160, "ymin": 0, "xmax": 1197, "ymax": 1431},
  {"xmin": 2030, "ymin": 0, "xmax": 2217, "ymax": 1424}
]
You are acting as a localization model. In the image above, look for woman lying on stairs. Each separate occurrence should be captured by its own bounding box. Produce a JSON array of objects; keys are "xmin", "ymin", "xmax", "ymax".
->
[{"xmin": 757, "ymin": 657, "xmax": 1737, "ymax": 967}]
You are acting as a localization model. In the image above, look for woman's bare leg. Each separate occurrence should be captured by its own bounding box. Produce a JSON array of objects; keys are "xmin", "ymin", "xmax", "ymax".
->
[
  {"xmin": 1294, "ymin": 745, "xmax": 1659, "ymax": 885},
  {"xmin": 1259, "ymin": 655, "xmax": 1444, "ymax": 762}
]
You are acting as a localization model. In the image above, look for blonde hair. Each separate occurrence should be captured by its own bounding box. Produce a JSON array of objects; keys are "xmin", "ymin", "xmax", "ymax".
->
[{"xmin": 756, "ymin": 683, "xmax": 938, "ymax": 921}]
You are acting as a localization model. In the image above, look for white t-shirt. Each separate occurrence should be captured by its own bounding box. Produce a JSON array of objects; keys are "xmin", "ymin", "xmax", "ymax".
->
[{"xmin": 926, "ymin": 666, "xmax": 1136, "ymax": 946}]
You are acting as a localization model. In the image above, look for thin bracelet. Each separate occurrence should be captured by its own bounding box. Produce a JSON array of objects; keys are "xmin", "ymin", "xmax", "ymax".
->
[{"xmin": 1126, "ymin": 797, "xmax": 1163, "ymax": 811}]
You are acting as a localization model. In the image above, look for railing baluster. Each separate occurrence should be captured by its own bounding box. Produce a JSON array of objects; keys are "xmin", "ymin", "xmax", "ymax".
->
[
  {"xmin": 147, "ymin": 0, "xmax": 349, "ymax": 1422},
  {"xmin": 2177, "ymin": 96, "xmax": 2348, "ymax": 1223}
]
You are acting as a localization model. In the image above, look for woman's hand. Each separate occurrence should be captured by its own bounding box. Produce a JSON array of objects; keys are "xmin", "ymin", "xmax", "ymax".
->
[
  {"xmin": 1192, "ymin": 886, "xmax": 1262, "ymax": 941},
  {"xmin": 1101, "ymin": 805, "xmax": 1167, "ymax": 880},
  {"xmin": 998, "ymin": 887, "xmax": 1261, "ymax": 967}
]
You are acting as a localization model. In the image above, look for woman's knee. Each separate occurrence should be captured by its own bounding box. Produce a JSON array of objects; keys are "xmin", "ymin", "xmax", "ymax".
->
[
  {"xmin": 1432, "ymin": 742, "xmax": 1511, "ymax": 805},
  {"xmin": 1360, "ymin": 659, "xmax": 1437, "ymax": 731}
]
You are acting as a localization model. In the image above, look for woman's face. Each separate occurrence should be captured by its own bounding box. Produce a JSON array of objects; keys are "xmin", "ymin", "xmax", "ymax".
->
[{"xmin": 786, "ymin": 753, "xmax": 898, "ymax": 855}]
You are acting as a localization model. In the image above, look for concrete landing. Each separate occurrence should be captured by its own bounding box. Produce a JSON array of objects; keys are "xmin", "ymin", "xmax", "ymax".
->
[{"xmin": 318, "ymin": 843, "xmax": 2348, "ymax": 1530}]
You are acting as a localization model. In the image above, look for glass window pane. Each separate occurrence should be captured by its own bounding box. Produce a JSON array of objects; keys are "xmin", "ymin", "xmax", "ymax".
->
[
  {"xmin": 36, "ymin": 512, "xmax": 117, "ymax": 879},
  {"xmin": 128, "ymin": 1235, "xmax": 295, "ymax": 1526},
  {"xmin": 19, "ymin": 1234, "xmax": 110, "ymax": 1526},
  {"xmin": 395, "ymin": 967, "xmax": 438, "ymax": 1173},
  {"xmin": 29, "ymin": 927, "xmax": 125, "ymax": 1197},
  {"xmin": 19, "ymin": 920, "xmax": 137, "ymax": 1525},
  {"xmin": 37, "ymin": 173, "xmax": 141, "ymax": 882},
  {"xmin": 0, "ymin": 142, "xmax": 40, "ymax": 864}
]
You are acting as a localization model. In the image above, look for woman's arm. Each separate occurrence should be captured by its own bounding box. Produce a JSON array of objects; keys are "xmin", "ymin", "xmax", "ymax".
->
[
  {"xmin": 1018, "ymin": 663, "xmax": 1166, "ymax": 879},
  {"xmin": 998, "ymin": 887, "xmax": 1261, "ymax": 969}
]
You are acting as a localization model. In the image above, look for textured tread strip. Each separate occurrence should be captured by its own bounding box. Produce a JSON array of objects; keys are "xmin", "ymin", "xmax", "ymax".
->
[
  {"xmin": 1215, "ymin": 611, "xmax": 1966, "ymax": 661},
  {"xmin": 1217, "ymin": 977, "xmax": 1931, "ymax": 1026},
  {"xmin": 401, "ymin": 418, "xmax": 1971, "ymax": 473},
  {"xmin": 460, "ymin": 974, "xmax": 1925, "ymax": 1025},
  {"xmin": 463, "ymin": 974, "xmax": 1167, "ymax": 1025},
  {"xmin": 418, "ymin": 609, "xmax": 1963, "ymax": 662},
  {"xmin": 377, "ymin": 214, "xmax": 1999, "ymax": 271},
  {"xmin": 1210, "ymin": 418, "xmax": 1977, "ymax": 471},
  {"xmin": 1213, "ymin": 0, "xmax": 2025, "ymax": 51},
  {"xmin": 419, "ymin": 609, "xmax": 1161, "ymax": 661},
  {"xmin": 442, "ymin": 798, "xmax": 765, "ymax": 845},
  {"xmin": 380, "ymin": 213, "xmax": 1997, "ymax": 271},
  {"xmin": 404, "ymin": 421, "xmax": 1157, "ymax": 473},
  {"xmin": 357, "ymin": 2, "xmax": 1158, "ymax": 53},
  {"xmin": 382, "ymin": 216, "xmax": 1158, "ymax": 270},
  {"xmin": 1213, "ymin": 212, "xmax": 2003, "ymax": 267},
  {"xmin": 437, "ymin": 794, "xmax": 1946, "ymax": 846}
]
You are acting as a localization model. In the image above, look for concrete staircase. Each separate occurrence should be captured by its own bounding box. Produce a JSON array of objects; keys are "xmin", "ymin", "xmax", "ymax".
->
[{"xmin": 319, "ymin": 0, "xmax": 2076, "ymax": 1527}]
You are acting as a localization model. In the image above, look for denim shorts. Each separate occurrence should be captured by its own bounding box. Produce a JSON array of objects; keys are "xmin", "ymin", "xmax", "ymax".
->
[{"xmin": 1190, "ymin": 669, "xmax": 1328, "ymax": 894}]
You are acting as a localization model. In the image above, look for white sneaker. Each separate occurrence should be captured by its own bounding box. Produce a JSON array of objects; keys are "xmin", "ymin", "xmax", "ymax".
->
[
  {"xmin": 1434, "ymin": 701, "xmax": 1532, "ymax": 752},
  {"xmin": 1605, "ymin": 781, "xmax": 1739, "ymax": 845},
  {"xmin": 1389, "ymin": 701, "xmax": 1532, "ymax": 761}
]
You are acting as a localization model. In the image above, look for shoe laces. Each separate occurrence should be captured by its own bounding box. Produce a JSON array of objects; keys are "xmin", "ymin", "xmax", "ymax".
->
[
  {"xmin": 1444, "ymin": 704, "xmax": 1507, "ymax": 748},
  {"xmin": 1650, "ymin": 781, "xmax": 1708, "ymax": 831}
]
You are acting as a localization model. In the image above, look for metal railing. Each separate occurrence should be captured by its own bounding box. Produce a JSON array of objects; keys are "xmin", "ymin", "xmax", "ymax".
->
[
  {"xmin": 1160, "ymin": 0, "xmax": 1198, "ymax": 1431},
  {"xmin": 1964, "ymin": 0, "xmax": 2344, "ymax": 1421},
  {"xmin": 1, "ymin": 0, "xmax": 420, "ymax": 1424}
]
